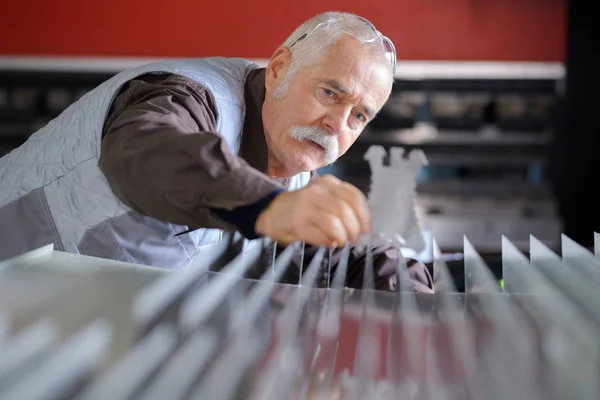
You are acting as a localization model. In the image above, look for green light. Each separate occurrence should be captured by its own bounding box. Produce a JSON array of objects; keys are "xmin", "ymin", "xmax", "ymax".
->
[{"xmin": 499, "ymin": 279, "xmax": 504, "ymax": 289}]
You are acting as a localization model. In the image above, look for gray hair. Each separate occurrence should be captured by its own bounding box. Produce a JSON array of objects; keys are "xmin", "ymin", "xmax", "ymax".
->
[{"xmin": 273, "ymin": 12, "xmax": 395, "ymax": 100}]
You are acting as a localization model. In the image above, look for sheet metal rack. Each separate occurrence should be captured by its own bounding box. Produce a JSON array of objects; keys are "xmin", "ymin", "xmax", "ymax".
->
[{"xmin": 0, "ymin": 230, "xmax": 599, "ymax": 399}]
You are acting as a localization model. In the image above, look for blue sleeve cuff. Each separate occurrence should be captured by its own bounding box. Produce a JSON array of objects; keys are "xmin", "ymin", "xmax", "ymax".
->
[{"xmin": 211, "ymin": 188, "xmax": 284, "ymax": 239}]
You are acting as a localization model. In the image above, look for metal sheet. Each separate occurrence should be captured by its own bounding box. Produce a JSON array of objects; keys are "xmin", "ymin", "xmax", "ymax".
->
[{"xmin": 0, "ymin": 230, "xmax": 599, "ymax": 399}]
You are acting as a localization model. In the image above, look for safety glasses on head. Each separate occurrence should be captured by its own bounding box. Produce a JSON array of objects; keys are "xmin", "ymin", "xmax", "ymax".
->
[{"xmin": 288, "ymin": 16, "xmax": 397, "ymax": 75}]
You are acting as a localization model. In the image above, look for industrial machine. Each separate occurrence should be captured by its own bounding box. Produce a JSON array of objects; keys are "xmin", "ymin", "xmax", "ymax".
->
[{"xmin": 0, "ymin": 231, "xmax": 599, "ymax": 399}]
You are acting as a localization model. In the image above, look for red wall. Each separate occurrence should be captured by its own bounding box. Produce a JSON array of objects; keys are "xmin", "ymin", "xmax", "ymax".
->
[{"xmin": 0, "ymin": 0, "xmax": 565, "ymax": 61}]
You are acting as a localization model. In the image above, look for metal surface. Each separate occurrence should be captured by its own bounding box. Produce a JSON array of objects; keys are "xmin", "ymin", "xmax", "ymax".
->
[
  {"xmin": 0, "ymin": 230, "xmax": 599, "ymax": 399},
  {"xmin": 360, "ymin": 145, "xmax": 427, "ymax": 253}
]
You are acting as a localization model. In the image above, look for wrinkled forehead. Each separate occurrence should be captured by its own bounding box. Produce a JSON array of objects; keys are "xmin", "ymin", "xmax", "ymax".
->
[{"xmin": 313, "ymin": 50, "xmax": 393, "ymax": 109}]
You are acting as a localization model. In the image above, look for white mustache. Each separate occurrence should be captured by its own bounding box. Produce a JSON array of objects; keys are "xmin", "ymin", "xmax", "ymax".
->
[{"xmin": 290, "ymin": 126, "xmax": 339, "ymax": 164}]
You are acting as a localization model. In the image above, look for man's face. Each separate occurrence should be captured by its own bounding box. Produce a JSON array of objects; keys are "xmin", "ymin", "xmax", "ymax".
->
[{"xmin": 263, "ymin": 35, "xmax": 393, "ymax": 176}]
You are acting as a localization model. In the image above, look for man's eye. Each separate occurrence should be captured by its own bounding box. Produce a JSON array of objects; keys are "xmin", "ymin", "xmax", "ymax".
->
[
  {"xmin": 355, "ymin": 112, "xmax": 366, "ymax": 121},
  {"xmin": 323, "ymin": 88, "xmax": 335, "ymax": 97}
]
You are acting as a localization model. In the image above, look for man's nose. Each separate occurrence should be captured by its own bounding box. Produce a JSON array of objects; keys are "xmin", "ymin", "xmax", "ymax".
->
[{"xmin": 322, "ymin": 110, "xmax": 347, "ymax": 136}]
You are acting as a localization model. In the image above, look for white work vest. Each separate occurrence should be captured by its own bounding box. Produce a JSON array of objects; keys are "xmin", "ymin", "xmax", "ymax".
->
[{"xmin": 0, "ymin": 57, "xmax": 311, "ymax": 268}]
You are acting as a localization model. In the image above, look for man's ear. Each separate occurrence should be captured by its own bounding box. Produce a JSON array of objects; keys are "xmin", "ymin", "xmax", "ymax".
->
[{"xmin": 265, "ymin": 47, "xmax": 291, "ymax": 93}]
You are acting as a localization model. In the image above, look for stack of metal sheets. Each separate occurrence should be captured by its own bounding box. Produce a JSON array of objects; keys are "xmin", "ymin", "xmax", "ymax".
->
[{"xmin": 0, "ymin": 232, "xmax": 599, "ymax": 400}]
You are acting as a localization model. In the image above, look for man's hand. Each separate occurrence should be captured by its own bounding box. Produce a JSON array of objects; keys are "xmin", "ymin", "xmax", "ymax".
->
[{"xmin": 255, "ymin": 175, "xmax": 372, "ymax": 247}]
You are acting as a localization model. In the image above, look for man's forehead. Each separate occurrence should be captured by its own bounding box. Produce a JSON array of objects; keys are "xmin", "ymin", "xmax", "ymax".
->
[
  {"xmin": 320, "ymin": 66, "xmax": 390, "ymax": 107},
  {"xmin": 316, "ymin": 54, "xmax": 391, "ymax": 101}
]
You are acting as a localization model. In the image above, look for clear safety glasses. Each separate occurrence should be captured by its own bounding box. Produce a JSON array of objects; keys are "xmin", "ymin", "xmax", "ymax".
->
[{"xmin": 288, "ymin": 16, "xmax": 397, "ymax": 75}]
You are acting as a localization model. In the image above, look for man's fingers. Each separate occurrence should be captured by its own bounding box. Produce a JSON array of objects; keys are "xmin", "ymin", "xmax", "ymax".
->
[
  {"xmin": 311, "ymin": 212, "xmax": 348, "ymax": 246},
  {"xmin": 257, "ymin": 176, "xmax": 372, "ymax": 247},
  {"xmin": 292, "ymin": 217, "xmax": 346, "ymax": 247},
  {"xmin": 288, "ymin": 200, "xmax": 347, "ymax": 246},
  {"xmin": 298, "ymin": 220, "xmax": 336, "ymax": 247},
  {"xmin": 315, "ymin": 200, "xmax": 361, "ymax": 243},
  {"xmin": 321, "ymin": 179, "xmax": 372, "ymax": 234}
]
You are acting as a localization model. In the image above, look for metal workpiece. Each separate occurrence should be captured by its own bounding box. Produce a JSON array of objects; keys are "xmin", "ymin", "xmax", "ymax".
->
[
  {"xmin": 0, "ymin": 229, "xmax": 599, "ymax": 399},
  {"xmin": 358, "ymin": 145, "xmax": 428, "ymax": 253}
]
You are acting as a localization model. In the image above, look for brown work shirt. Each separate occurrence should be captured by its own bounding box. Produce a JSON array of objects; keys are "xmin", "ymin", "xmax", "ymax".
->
[{"xmin": 98, "ymin": 67, "xmax": 433, "ymax": 292}]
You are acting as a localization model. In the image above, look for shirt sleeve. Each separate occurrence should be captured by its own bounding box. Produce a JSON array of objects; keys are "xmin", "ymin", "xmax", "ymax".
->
[{"xmin": 99, "ymin": 73, "xmax": 284, "ymax": 232}]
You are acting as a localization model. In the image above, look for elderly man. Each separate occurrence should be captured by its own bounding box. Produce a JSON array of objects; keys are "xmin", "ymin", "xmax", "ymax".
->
[{"xmin": 0, "ymin": 12, "xmax": 432, "ymax": 292}]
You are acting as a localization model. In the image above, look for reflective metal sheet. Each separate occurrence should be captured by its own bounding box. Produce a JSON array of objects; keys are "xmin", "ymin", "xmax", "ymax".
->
[{"xmin": 0, "ymin": 231, "xmax": 599, "ymax": 399}]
